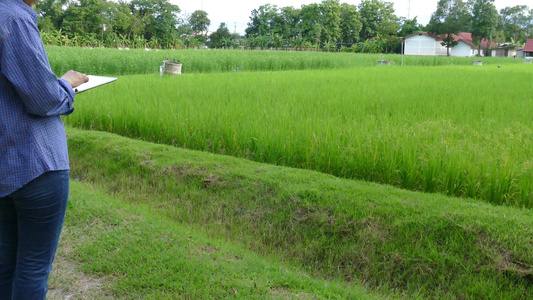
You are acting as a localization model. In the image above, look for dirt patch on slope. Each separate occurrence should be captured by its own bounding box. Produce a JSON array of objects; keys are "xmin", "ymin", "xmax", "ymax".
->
[{"xmin": 47, "ymin": 245, "xmax": 114, "ymax": 300}]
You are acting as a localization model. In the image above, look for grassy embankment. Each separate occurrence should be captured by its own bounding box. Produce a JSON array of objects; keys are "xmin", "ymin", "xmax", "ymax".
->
[
  {"xmin": 61, "ymin": 127, "xmax": 533, "ymax": 299},
  {"xmin": 48, "ymin": 180, "xmax": 379, "ymax": 299},
  {"xmin": 65, "ymin": 65, "xmax": 533, "ymax": 206}
]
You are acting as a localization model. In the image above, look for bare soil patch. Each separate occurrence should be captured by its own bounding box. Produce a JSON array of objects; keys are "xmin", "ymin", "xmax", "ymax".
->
[{"xmin": 47, "ymin": 244, "xmax": 114, "ymax": 300}]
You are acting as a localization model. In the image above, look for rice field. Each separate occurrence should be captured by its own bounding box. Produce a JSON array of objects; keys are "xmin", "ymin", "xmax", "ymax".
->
[
  {"xmin": 64, "ymin": 63, "xmax": 533, "ymax": 206},
  {"xmin": 46, "ymin": 46, "xmax": 527, "ymax": 76}
]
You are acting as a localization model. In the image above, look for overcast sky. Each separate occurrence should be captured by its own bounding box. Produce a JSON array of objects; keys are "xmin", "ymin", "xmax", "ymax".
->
[{"xmin": 170, "ymin": 0, "xmax": 530, "ymax": 35}]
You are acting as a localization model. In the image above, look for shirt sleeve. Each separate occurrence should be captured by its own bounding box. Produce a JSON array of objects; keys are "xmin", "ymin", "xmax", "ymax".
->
[{"xmin": 0, "ymin": 15, "xmax": 75, "ymax": 117}]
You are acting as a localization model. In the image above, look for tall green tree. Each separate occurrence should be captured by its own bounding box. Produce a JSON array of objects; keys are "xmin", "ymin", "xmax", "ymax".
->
[
  {"xmin": 300, "ymin": 3, "xmax": 322, "ymax": 44},
  {"xmin": 189, "ymin": 10, "xmax": 210, "ymax": 44},
  {"xmin": 426, "ymin": 0, "xmax": 470, "ymax": 56},
  {"xmin": 189, "ymin": 10, "xmax": 210, "ymax": 36},
  {"xmin": 104, "ymin": 1, "xmax": 135, "ymax": 37},
  {"xmin": 35, "ymin": 0, "xmax": 68, "ymax": 32},
  {"xmin": 468, "ymin": 0, "xmax": 499, "ymax": 55},
  {"xmin": 398, "ymin": 17, "xmax": 422, "ymax": 37},
  {"xmin": 61, "ymin": 0, "xmax": 107, "ymax": 38},
  {"xmin": 339, "ymin": 3, "xmax": 362, "ymax": 43},
  {"xmin": 529, "ymin": 8, "xmax": 533, "ymax": 39},
  {"xmin": 176, "ymin": 12, "xmax": 192, "ymax": 37},
  {"xmin": 245, "ymin": 4, "xmax": 281, "ymax": 37},
  {"xmin": 129, "ymin": 0, "xmax": 181, "ymax": 45},
  {"xmin": 358, "ymin": 0, "xmax": 400, "ymax": 40},
  {"xmin": 318, "ymin": 0, "xmax": 342, "ymax": 44},
  {"xmin": 499, "ymin": 5, "xmax": 530, "ymax": 43},
  {"xmin": 278, "ymin": 6, "xmax": 301, "ymax": 40},
  {"xmin": 209, "ymin": 22, "xmax": 232, "ymax": 48}
]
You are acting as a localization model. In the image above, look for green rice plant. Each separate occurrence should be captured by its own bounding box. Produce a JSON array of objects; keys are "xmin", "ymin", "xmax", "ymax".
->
[
  {"xmin": 65, "ymin": 64, "xmax": 533, "ymax": 206},
  {"xmin": 46, "ymin": 45, "xmax": 527, "ymax": 76}
]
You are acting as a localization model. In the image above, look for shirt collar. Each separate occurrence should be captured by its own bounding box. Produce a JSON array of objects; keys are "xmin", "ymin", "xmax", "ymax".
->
[{"xmin": 10, "ymin": 0, "xmax": 38, "ymax": 22}]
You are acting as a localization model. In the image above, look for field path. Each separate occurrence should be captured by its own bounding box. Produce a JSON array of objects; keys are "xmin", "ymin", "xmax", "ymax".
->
[{"xmin": 48, "ymin": 242, "xmax": 114, "ymax": 299}]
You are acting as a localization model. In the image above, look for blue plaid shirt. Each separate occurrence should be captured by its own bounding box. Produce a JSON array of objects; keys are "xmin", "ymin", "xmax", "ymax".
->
[{"xmin": 0, "ymin": 0, "xmax": 76, "ymax": 197}]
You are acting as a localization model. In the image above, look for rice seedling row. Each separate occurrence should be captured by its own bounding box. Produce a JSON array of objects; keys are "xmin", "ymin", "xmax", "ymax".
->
[
  {"xmin": 47, "ymin": 46, "xmax": 527, "ymax": 76},
  {"xmin": 65, "ymin": 64, "xmax": 533, "ymax": 206}
]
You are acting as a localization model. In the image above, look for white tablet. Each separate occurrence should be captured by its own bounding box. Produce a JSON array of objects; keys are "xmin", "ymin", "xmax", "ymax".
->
[{"xmin": 74, "ymin": 75, "xmax": 117, "ymax": 93}]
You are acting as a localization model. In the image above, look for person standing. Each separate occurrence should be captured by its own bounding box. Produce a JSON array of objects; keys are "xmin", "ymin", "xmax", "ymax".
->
[{"xmin": 0, "ymin": 0, "xmax": 89, "ymax": 299}]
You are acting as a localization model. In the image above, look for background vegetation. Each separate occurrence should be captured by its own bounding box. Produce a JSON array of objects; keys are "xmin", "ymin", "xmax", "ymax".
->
[{"xmin": 35, "ymin": 0, "xmax": 533, "ymax": 51}]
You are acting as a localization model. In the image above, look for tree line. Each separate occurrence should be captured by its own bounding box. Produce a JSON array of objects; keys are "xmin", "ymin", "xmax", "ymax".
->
[
  {"xmin": 36, "ymin": 0, "xmax": 213, "ymax": 48},
  {"xmin": 246, "ymin": 0, "xmax": 533, "ymax": 53},
  {"xmin": 35, "ymin": 0, "xmax": 533, "ymax": 52}
]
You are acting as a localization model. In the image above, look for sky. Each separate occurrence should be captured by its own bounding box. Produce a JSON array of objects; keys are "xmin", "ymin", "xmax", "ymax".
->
[{"xmin": 170, "ymin": 0, "xmax": 530, "ymax": 35}]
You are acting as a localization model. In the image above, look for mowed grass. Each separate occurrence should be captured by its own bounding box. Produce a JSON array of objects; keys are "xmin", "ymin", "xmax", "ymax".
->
[
  {"xmin": 64, "ymin": 127, "xmax": 533, "ymax": 299},
  {"xmin": 46, "ymin": 45, "xmax": 527, "ymax": 76},
  {"xmin": 65, "ymin": 64, "xmax": 533, "ymax": 206},
  {"xmin": 48, "ymin": 180, "xmax": 380, "ymax": 299}
]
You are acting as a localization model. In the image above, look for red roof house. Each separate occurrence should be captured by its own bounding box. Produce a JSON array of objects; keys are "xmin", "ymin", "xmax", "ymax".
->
[
  {"xmin": 524, "ymin": 39, "xmax": 533, "ymax": 59},
  {"xmin": 403, "ymin": 31, "xmax": 497, "ymax": 57}
]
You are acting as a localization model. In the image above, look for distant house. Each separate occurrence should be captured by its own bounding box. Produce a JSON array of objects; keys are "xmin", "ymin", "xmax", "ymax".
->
[
  {"xmin": 403, "ymin": 32, "xmax": 496, "ymax": 57},
  {"xmin": 523, "ymin": 39, "xmax": 533, "ymax": 59},
  {"xmin": 491, "ymin": 43, "xmax": 522, "ymax": 58}
]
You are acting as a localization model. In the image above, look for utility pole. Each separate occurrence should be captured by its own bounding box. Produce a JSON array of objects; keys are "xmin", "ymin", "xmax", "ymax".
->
[
  {"xmin": 234, "ymin": 22, "xmax": 237, "ymax": 34},
  {"xmin": 401, "ymin": 37, "xmax": 405, "ymax": 66},
  {"xmin": 407, "ymin": 0, "xmax": 411, "ymax": 19}
]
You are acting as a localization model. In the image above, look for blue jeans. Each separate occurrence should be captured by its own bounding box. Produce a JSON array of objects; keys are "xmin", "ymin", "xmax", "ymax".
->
[{"xmin": 0, "ymin": 171, "xmax": 69, "ymax": 300}]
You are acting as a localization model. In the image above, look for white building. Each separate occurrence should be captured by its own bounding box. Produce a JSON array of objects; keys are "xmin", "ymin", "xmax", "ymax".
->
[
  {"xmin": 491, "ymin": 44, "xmax": 521, "ymax": 58},
  {"xmin": 403, "ymin": 32, "xmax": 496, "ymax": 57}
]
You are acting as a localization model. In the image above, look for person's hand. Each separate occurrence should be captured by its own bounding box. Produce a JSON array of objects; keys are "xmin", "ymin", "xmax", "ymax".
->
[{"xmin": 61, "ymin": 70, "xmax": 89, "ymax": 88}]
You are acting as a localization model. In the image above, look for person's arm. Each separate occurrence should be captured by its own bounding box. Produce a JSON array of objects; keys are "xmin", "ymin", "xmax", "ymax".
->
[{"xmin": 0, "ymin": 15, "xmax": 86, "ymax": 117}]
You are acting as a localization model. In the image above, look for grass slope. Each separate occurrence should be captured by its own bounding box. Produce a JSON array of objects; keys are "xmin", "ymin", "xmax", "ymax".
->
[
  {"xmin": 66, "ymin": 127, "xmax": 533, "ymax": 299},
  {"xmin": 48, "ymin": 181, "xmax": 378, "ymax": 299}
]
